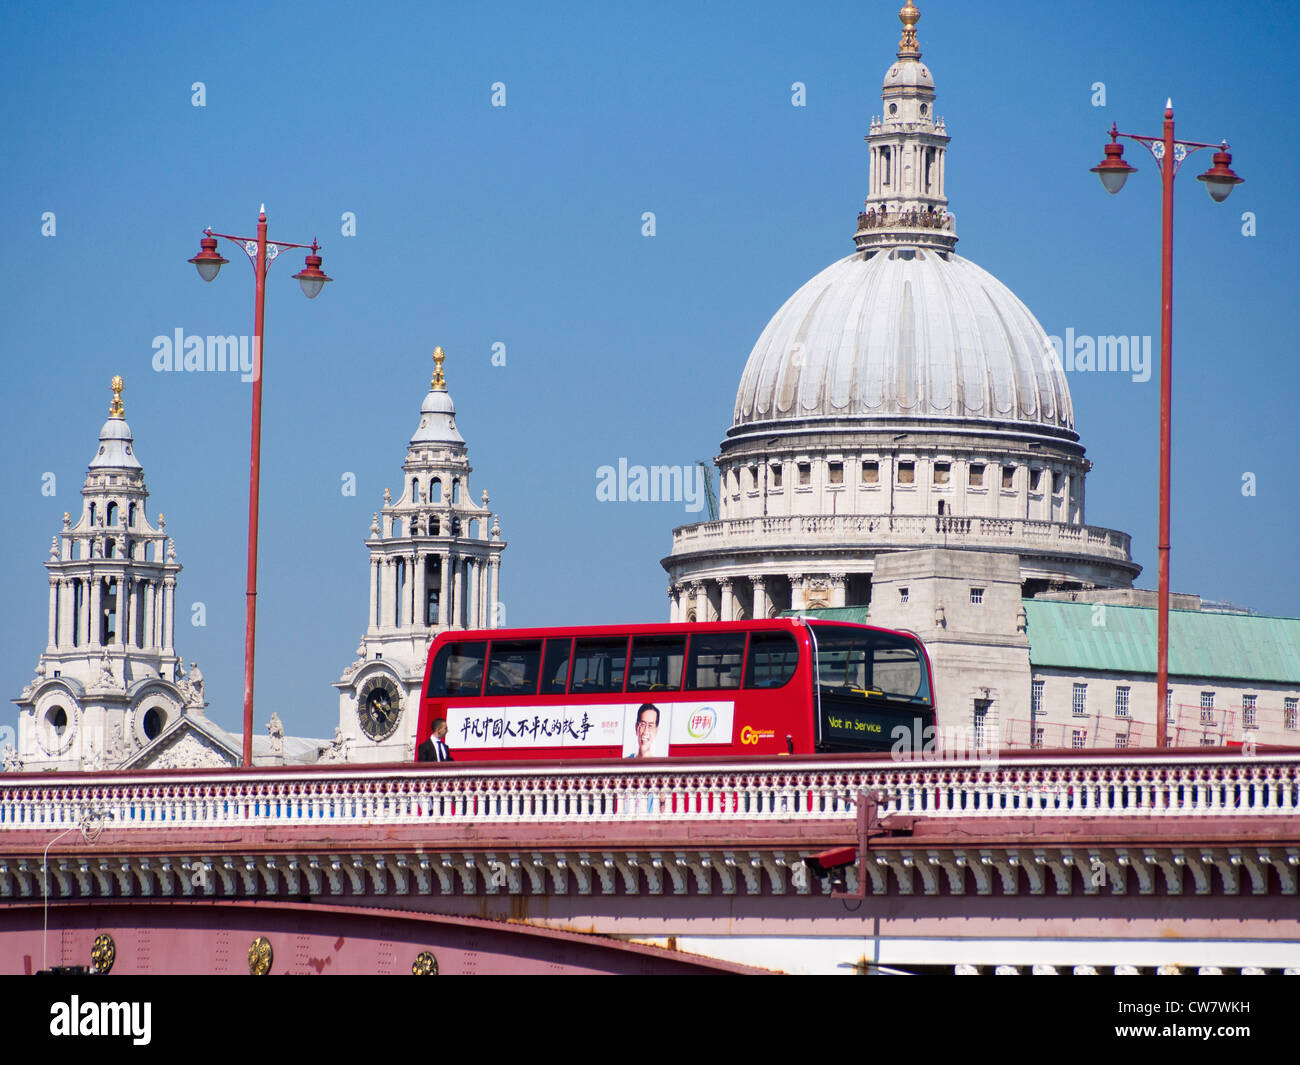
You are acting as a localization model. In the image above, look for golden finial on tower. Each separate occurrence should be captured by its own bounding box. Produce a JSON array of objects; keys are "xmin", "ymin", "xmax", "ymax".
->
[
  {"xmin": 431, "ymin": 346, "xmax": 447, "ymax": 391},
  {"xmin": 897, "ymin": 1, "xmax": 921, "ymax": 58},
  {"xmin": 109, "ymin": 375, "xmax": 125, "ymax": 418}
]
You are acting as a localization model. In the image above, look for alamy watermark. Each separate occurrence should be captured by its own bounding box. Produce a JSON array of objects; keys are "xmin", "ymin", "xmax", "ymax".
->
[
  {"xmin": 152, "ymin": 329, "xmax": 258, "ymax": 382},
  {"xmin": 595, "ymin": 459, "xmax": 705, "ymax": 513},
  {"xmin": 1046, "ymin": 328, "xmax": 1151, "ymax": 383}
]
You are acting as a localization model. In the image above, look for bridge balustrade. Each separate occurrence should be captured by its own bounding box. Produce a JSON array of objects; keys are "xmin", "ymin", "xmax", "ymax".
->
[{"xmin": 2, "ymin": 753, "xmax": 1297, "ymax": 834}]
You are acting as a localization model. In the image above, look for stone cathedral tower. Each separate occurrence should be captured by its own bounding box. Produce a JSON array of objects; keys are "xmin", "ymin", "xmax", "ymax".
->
[
  {"xmin": 10, "ymin": 377, "xmax": 207, "ymax": 771},
  {"xmin": 334, "ymin": 348, "xmax": 506, "ymax": 762}
]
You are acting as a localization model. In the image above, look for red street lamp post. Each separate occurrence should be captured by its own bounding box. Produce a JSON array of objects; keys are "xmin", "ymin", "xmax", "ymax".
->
[
  {"xmin": 189, "ymin": 207, "xmax": 333, "ymax": 766},
  {"xmin": 1091, "ymin": 103, "xmax": 1242, "ymax": 748}
]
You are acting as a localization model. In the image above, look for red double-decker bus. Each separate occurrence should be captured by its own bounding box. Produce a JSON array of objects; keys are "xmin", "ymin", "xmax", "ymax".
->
[{"xmin": 415, "ymin": 618, "xmax": 935, "ymax": 762}]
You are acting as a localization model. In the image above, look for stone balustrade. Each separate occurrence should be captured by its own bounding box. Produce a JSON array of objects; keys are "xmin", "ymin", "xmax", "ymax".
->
[{"xmin": 671, "ymin": 513, "xmax": 1133, "ymax": 562}]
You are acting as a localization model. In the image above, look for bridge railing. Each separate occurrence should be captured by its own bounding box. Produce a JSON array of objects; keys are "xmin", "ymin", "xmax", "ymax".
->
[{"xmin": 2, "ymin": 752, "xmax": 1298, "ymax": 834}]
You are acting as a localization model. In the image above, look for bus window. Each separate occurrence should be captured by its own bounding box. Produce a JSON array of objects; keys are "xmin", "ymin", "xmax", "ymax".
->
[
  {"xmin": 745, "ymin": 631, "xmax": 799, "ymax": 689},
  {"xmin": 426, "ymin": 640, "xmax": 488, "ymax": 698},
  {"xmin": 486, "ymin": 640, "xmax": 542, "ymax": 696},
  {"xmin": 686, "ymin": 632, "xmax": 747, "ymax": 690},
  {"xmin": 570, "ymin": 637, "xmax": 629, "ymax": 693},
  {"xmin": 540, "ymin": 638, "xmax": 572, "ymax": 694},
  {"xmin": 627, "ymin": 635, "xmax": 686, "ymax": 692},
  {"xmin": 812, "ymin": 626, "xmax": 930, "ymax": 703}
]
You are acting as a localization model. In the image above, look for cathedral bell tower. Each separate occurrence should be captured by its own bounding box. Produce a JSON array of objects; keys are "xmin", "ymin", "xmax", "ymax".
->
[
  {"xmin": 10, "ymin": 377, "xmax": 204, "ymax": 771},
  {"xmin": 334, "ymin": 348, "xmax": 506, "ymax": 762}
]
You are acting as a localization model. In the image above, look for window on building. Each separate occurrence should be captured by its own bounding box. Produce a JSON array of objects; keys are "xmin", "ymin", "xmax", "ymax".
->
[
  {"xmin": 973, "ymin": 699, "xmax": 991, "ymax": 749},
  {"xmin": 798, "ymin": 462, "xmax": 811, "ymax": 486},
  {"xmin": 1031, "ymin": 679, "xmax": 1044, "ymax": 715},
  {"xmin": 771, "ymin": 463, "xmax": 782, "ymax": 488},
  {"xmin": 1072, "ymin": 682, "xmax": 1087, "ymax": 717},
  {"xmin": 898, "ymin": 461, "xmax": 915, "ymax": 484},
  {"xmin": 1032, "ymin": 727, "xmax": 1044, "ymax": 749},
  {"xmin": 1200, "ymin": 735, "xmax": 1216, "ymax": 747},
  {"xmin": 933, "ymin": 462, "xmax": 950, "ymax": 485},
  {"xmin": 1052, "ymin": 471, "xmax": 1063, "ymax": 494},
  {"xmin": 1071, "ymin": 729, "xmax": 1086, "ymax": 750},
  {"xmin": 969, "ymin": 463, "xmax": 985, "ymax": 487},
  {"xmin": 970, "ymin": 587, "xmax": 984, "ymax": 605},
  {"xmin": 828, "ymin": 461, "xmax": 843, "ymax": 484},
  {"xmin": 1002, "ymin": 466, "xmax": 1015, "ymax": 489},
  {"xmin": 898, "ymin": 587, "xmax": 909, "ymax": 605},
  {"xmin": 862, "ymin": 460, "xmax": 879, "ymax": 484},
  {"xmin": 1200, "ymin": 690, "xmax": 1216, "ymax": 725},
  {"xmin": 1029, "ymin": 469, "xmax": 1042, "ymax": 492},
  {"xmin": 1115, "ymin": 686, "xmax": 1130, "ymax": 718},
  {"xmin": 1286, "ymin": 697, "xmax": 1298, "ymax": 731},
  {"xmin": 1242, "ymin": 694, "xmax": 1257, "ymax": 729},
  {"xmin": 1115, "ymin": 734, "xmax": 1129, "ymax": 749}
]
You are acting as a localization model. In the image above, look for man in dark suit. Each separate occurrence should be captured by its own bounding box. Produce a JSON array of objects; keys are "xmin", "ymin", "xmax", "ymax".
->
[{"xmin": 418, "ymin": 718, "xmax": 454, "ymax": 762}]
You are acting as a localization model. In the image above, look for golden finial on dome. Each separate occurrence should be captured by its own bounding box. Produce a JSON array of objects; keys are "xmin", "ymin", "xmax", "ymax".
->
[
  {"xmin": 431, "ymin": 346, "xmax": 447, "ymax": 391},
  {"xmin": 109, "ymin": 375, "xmax": 125, "ymax": 418},
  {"xmin": 897, "ymin": 1, "xmax": 921, "ymax": 58}
]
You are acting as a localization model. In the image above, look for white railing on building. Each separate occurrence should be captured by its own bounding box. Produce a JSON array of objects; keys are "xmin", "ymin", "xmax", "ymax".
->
[
  {"xmin": 671, "ymin": 514, "xmax": 1133, "ymax": 562},
  {"xmin": 1, "ymin": 753, "xmax": 1298, "ymax": 833}
]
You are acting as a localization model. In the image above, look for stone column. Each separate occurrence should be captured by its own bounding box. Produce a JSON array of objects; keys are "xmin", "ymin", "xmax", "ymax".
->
[
  {"xmin": 367, "ymin": 556, "xmax": 379, "ymax": 633},
  {"xmin": 752, "ymin": 576, "xmax": 768, "ymax": 621},
  {"xmin": 830, "ymin": 573, "xmax": 847, "ymax": 608},
  {"xmin": 448, "ymin": 557, "xmax": 459, "ymax": 629},
  {"xmin": 162, "ymin": 578, "xmax": 176, "ymax": 655},
  {"xmin": 382, "ymin": 557, "xmax": 397, "ymax": 629},
  {"xmin": 56, "ymin": 579, "xmax": 72, "ymax": 648},
  {"xmin": 143, "ymin": 579, "xmax": 155, "ymax": 651},
  {"xmin": 438, "ymin": 553, "xmax": 449, "ymax": 629},
  {"xmin": 47, "ymin": 578, "xmax": 59, "ymax": 650},
  {"xmin": 489, "ymin": 556, "xmax": 500, "ymax": 629},
  {"xmin": 789, "ymin": 574, "xmax": 804, "ymax": 613},
  {"xmin": 693, "ymin": 582, "xmax": 708, "ymax": 624},
  {"xmin": 668, "ymin": 586, "xmax": 679, "ymax": 624},
  {"xmin": 719, "ymin": 578, "xmax": 734, "ymax": 622},
  {"xmin": 88, "ymin": 574, "xmax": 102, "ymax": 649},
  {"xmin": 413, "ymin": 550, "xmax": 427, "ymax": 630}
]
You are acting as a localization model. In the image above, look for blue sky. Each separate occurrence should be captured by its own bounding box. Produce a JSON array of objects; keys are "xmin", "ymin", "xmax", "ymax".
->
[{"xmin": 2, "ymin": 0, "xmax": 1296, "ymax": 742}]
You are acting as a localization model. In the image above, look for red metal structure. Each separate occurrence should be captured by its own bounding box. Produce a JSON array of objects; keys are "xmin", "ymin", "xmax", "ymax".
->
[
  {"xmin": 1091, "ymin": 111, "xmax": 1242, "ymax": 747},
  {"xmin": 189, "ymin": 209, "xmax": 332, "ymax": 767},
  {"xmin": 416, "ymin": 618, "xmax": 936, "ymax": 763}
]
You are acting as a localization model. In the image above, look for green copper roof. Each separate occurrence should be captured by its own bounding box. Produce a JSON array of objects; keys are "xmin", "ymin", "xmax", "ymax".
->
[{"xmin": 1023, "ymin": 600, "xmax": 1300, "ymax": 683}]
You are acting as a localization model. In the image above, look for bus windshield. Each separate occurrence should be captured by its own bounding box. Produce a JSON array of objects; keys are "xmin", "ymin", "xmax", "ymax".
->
[{"xmin": 810, "ymin": 624, "xmax": 931, "ymax": 705}]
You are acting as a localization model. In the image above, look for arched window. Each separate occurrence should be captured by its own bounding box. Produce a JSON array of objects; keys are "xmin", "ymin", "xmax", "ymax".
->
[
  {"xmin": 107, "ymin": 501, "xmax": 118, "ymax": 527},
  {"xmin": 128, "ymin": 502, "xmax": 136, "ymax": 527},
  {"xmin": 431, "ymin": 479, "xmax": 443, "ymax": 503},
  {"xmin": 89, "ymin": 502, "xmax": 97, "ymax": 526},
  {"xmin": 429, "ymin": 516, "xmax": 440, "ymax": 536},
  {"xmin": 451, "ymin": 517, "xmax": 462, "ymax": 537},
  {"xmin": 411, "ymin": 477, "xmax": 419, "ymax": 502},
  {"xmin": 143, "ymin": 707, "xmax": 164, "ymax": 740},
  {"xmin": 452, "ymin": 479, "xmax": 461, "ymax": 504}
]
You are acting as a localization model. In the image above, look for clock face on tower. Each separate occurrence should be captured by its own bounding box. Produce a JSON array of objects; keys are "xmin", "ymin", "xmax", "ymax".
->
[{"xmin": 357, "ymin": 675, "xmax": 402, "ymax": 741}]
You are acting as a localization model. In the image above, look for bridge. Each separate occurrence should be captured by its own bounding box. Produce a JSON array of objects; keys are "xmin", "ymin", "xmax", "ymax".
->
[{"xmin": 2, "ymin": 749, "xmax": 1298, "ymax": 975}]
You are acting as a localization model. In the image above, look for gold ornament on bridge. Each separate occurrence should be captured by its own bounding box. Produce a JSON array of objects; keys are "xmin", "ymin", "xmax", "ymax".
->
[
  {"xmin": 247, "ymin": 935, "xmax": 274, "ymax": 975},
  {"xmin": 411, "ymin": 950, "xmax": 439, "ymax": 975},
  {"xmin": 90, "ymin": 933, "xmax": 116, "ymax": 975},
  {"xmin": 109, "ymin": 375, "xmax": 125, "ymax": 418}
]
